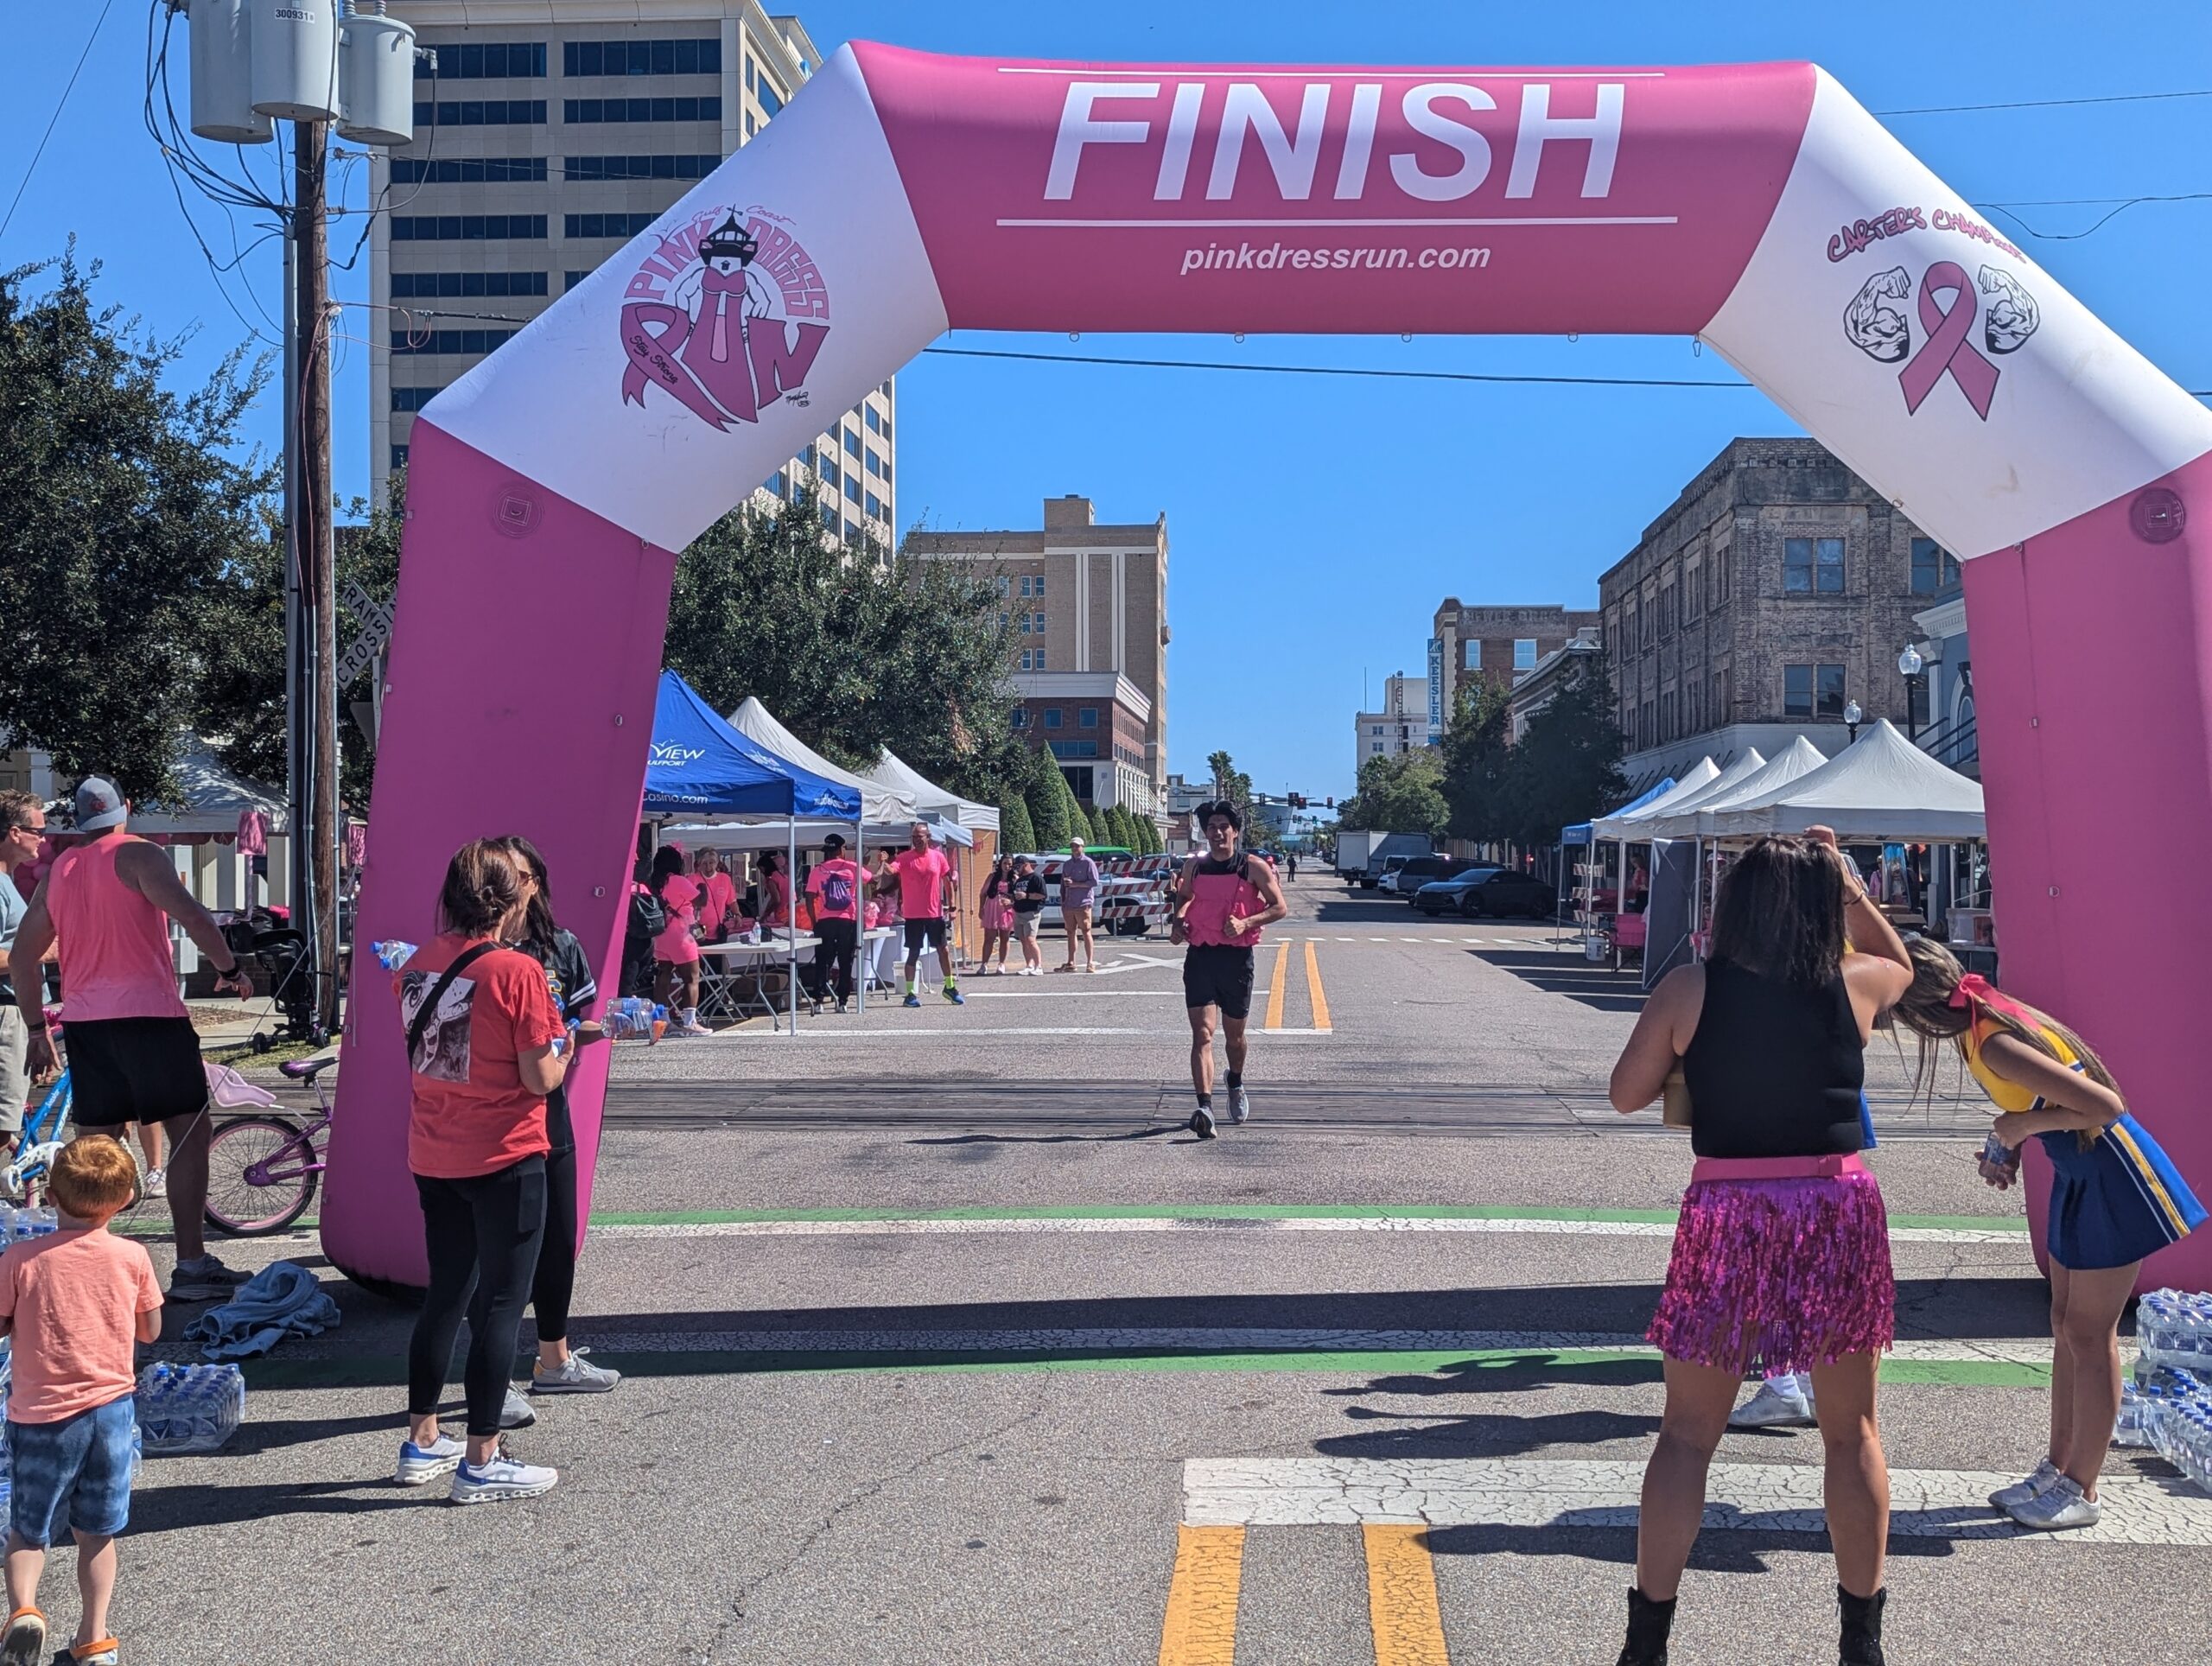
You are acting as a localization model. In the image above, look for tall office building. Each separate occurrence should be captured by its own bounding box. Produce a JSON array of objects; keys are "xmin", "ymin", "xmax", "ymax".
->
[
  {"xmin": 372, "ymin": 3, "xmax": 893, "ymax": 544},
  {"xmin": 1351, "ymin": 673, "xmax": 1427, "ymax": 776}
]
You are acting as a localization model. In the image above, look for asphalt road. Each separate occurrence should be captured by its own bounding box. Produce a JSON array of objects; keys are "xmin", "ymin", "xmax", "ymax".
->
[{"xmin": 93, "ymin": 874, "xmax": 2209, "ymax": 1663}]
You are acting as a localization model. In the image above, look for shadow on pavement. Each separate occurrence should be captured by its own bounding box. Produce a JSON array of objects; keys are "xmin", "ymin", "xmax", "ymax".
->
[
  {"xmin": 1420, "ymin": 1522, "xmax": 1969, "ymax": 1567},
  {"xmin": 1470, "ymin": 950, "xmax": 1649, "ymax": 1014},
  {"xmin": 127, "ymin": 1478, "xmax": 426, "ymax": 1535},
  {"xmin": 907, "ymin": 1128, "xmax": 1182, "ymax": 1148}
]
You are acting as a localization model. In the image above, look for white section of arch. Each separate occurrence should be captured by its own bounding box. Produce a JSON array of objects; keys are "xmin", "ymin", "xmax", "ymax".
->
[
  {"xmin": 1700, "ymin": 69, "xmax": 2212, "ymax": 560},
  {"xmin": 418, "ymin": 47, "xmax": 947, "ymax": 554}
]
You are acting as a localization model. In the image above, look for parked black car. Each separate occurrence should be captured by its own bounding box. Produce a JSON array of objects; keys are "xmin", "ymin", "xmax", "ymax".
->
[
  {"xmin": 1384, "ymin": 855, "xmax": 1476, "ymax": 898},
  {"xmin": 1414, "ymin": 866, "xmax": 1555, "ymax": 919}
]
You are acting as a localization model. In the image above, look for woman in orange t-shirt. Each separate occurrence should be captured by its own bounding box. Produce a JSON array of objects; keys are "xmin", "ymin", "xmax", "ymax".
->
[{"xmin": 394, "ymin": 839, "xmax": 567, "ymax": 1504}]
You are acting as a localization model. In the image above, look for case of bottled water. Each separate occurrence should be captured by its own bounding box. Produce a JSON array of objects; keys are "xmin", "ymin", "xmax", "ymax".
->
[
  {"xmin": 2128, "ymin": 1292, "xmax": 2212, "ymax": 1491},
  {"xmin": 2139, "ymin": 1288, "xmax": 2212, "ymax": 1372},
  {"xmin": 136, "ymin": 1362, "xmax": 247, "ymax": 1455}
]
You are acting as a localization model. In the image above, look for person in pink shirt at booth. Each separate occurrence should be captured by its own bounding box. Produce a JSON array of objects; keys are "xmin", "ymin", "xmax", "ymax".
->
[
  {"xmin": 882, "ymin": 822, "xmax": 961, "ymax": 1008},
  {"xmin": 646, "ymin": 847, "xmax": 710, "ymax": 1036},
  {"xmin": 803, "ymin": 834, "xmax": 862, "ymax": 1014},
  {"xmin": 691, "ymin": 848, "xmax": 737, "ymax": 943}
]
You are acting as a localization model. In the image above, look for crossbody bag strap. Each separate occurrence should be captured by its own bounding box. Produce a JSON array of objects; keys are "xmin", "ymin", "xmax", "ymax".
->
[{"xmin": 404, "ymin": 941, "xmax": 501, "ymax": 1066}]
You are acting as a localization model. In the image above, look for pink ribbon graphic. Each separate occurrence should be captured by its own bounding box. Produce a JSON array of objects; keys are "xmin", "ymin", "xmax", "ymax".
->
[
  {"xmin": 1897, "ymin": 260, "xmax": 1999, "ymax": 420},
  {"xmin": 620, "ymin": 302, "xmax": 736, "ymax": 431}
]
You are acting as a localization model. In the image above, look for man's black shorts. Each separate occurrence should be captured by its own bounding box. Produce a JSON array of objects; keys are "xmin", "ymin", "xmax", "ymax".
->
[
  {"xmin": 1183, "ymin": 945, "xmax": 1256, "ymax": 1021},
  {"xmin": 903, "ymin": 917, "xmax": 947, "ymax": 953},
  {"xmin": 64, "ymin": 1016, "xmax": 206, "ymax": 1127}
]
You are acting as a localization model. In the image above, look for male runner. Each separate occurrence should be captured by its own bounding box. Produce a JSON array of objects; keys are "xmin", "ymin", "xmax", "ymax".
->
[
  {"xmin": 8, "ymin": 778, "xmax": 255, "ymax": 1298},
  {"xmin": 883, "ymin": 821, "xmax": 962, "ymax": 1008},
  {"xmin": 1167, "ymin": 801, "xmax": 1287, "ymax": 1139}
]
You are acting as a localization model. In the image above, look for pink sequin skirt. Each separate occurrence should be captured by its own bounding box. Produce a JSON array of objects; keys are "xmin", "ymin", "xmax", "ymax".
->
[{"xmin": 1646, "ymin": 1167, "xmax": 1895, "ymax": 1375}]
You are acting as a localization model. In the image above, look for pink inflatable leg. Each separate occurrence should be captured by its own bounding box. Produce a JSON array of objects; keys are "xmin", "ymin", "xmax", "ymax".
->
[
  {"xmin": 321, "ymin": 419, "xmax": 676, "ymax": 1288},
  {"xmin": 1967, "ymin": 447, "xmax": 2212, "ymax": 1293}
]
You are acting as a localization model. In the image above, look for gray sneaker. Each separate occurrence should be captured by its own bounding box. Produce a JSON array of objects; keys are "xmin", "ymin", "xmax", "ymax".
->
[
  {"xmin": 2009, "ymin": 1473, "xmax": 2101, "ymax": 1530},
  {"xmin": 531, "ymin": 1351, "xmax": 622, "ymax": 1395},
  {"xmin": 1988, "ymin": 1459, "xmax": 2060, "ymax": 1511},
  {"xmin": 1229, "ymin": 1085, "xmax": 1250, "ymax": 1126},
  {"xmin": 168, "ymin": 1254, "xmax": 250, "ymax": 1302},
  {"xmin": 499, "ymin": 1387, "xmax": 536, "ymax": 1429}
]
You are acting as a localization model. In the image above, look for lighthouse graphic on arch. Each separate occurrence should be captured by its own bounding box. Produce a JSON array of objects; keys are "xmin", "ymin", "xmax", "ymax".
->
[{"xmin": 619, "ymin": 206, "xmax": 832, "ymax": 430}]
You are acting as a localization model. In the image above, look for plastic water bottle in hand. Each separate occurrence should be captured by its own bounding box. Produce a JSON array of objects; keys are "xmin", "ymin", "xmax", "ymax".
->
[{"xmin": 372, "ymin": 940, "xmax": 420, "ymax": 971}]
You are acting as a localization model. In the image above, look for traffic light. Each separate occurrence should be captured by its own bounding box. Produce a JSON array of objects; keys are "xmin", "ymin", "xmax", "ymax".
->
[{"xmin": 1325, "ymin": 797, "xmax": 1334, "ymax": 809}]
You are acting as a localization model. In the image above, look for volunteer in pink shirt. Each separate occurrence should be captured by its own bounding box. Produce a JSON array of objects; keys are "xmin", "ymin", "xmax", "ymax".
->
[
  {"xmin": 882, "ymin": 822, "xmax": 962, "ymax": 1008},
  {"xmin": 803, "ymin": 834, "xmax": 862, "ymax": 1014},
  {"xmin": 646, "ymin": 847, "xmax": 710, "ymax": 1036},
  {"xmin": 8, "ymin": 778, "xmax": 253, "ymax": 1300}
]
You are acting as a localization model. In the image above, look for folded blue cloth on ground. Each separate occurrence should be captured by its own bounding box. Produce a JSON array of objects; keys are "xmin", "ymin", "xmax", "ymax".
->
[{"xmin": 181, "ymin": 1260, "xmax": 341, "ymax": 1361}]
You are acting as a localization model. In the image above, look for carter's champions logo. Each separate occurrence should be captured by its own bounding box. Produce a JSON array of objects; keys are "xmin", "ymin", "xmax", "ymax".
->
[
  {"xmin": 1842, "ymin": 260, "xmax": 2039, "ymax": 422},
  {"xmin": 619, "ymin": 207, "xmax": 830, "ymax": 431}
]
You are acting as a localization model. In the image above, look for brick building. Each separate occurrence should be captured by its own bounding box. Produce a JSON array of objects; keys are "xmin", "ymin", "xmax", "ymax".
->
[
  {"xmin": 1430, "ymin": 601, "xmax": 1601, "ymax": 730},
  {"xmin": 906, "ymin": 495, "xmax": 1169, "ymax": 817},
  {"xmin": 1600, "ymin": 437, "xmax": 1960, "ymax": 786}
]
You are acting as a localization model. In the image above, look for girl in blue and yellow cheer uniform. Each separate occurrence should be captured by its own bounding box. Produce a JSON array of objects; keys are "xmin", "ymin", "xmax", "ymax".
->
[{"xmin": 1893, "ymin": 939, "xmax": 2204, "ymax": 1531}]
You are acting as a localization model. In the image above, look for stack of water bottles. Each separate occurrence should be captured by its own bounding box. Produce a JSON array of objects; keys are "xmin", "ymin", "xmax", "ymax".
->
[
  {"xmin": 602, "ymin": 996, "xmax": 668, "ymax": 1042},
  {"xmin": 2114, "ymin": 1288, "xmax": 2212, "ymax": 1491},
  {"xmin": 0, "ymin": 1338, "xmax": 12, "ymax": 1514},
  {"xmin": 136, "ymin": 1363, "xmax": 246, "ymax": 1455}
]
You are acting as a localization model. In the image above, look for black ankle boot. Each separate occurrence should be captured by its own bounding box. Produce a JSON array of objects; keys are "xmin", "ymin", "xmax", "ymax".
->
[
  {"xmin": 1839, "ymin": 1585, "xmax": 1886, "ymax": 1666},
  {"xmin": 1616, "ymin": 1587, "xmax": 1675, "ymax": 1666}
]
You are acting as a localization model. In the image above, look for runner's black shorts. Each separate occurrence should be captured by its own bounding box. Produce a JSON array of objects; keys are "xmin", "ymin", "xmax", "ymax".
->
[
  {"xmin": 903, "ymin": 917, "xmax": 947, "ymax": 953},
  {"xmin": 63, "ymin": 1016, "xmax": 207, "ymax": 1127},
  {"xmin": 1183, "ymin": 945, "xmax": 1256, "ymax": 1020}
]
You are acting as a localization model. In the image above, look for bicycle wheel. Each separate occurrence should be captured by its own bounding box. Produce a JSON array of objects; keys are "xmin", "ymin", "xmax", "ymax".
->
[{"xmin": 202, "ymin": 1115, "xmax": 320, "ymax": 1237}]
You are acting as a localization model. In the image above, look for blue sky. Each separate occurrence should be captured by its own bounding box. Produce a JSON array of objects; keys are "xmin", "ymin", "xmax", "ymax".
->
[{"xmin": 5, "ymin": 2, "xmax": 2207, "ymax": 799}]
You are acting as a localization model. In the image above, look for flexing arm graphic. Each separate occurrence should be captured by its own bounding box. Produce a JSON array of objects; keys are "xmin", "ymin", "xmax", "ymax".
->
[
  {"xmin": 1843, "ymin": 266, "xmax": 1913, "ymax": 363},
  {"xmin": 1979, "ymin": 265, "xmax": 2040, "ymax": 354}
]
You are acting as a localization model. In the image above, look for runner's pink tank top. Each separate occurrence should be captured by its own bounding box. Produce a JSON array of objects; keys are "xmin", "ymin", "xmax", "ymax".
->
[
  {"xmin": 1185, "ymin": 855, "xmax": 1267, "ymax": 948},
  {"xmin": 48, "ymin": 836, "xmax": 188, "ymax": 1021}
]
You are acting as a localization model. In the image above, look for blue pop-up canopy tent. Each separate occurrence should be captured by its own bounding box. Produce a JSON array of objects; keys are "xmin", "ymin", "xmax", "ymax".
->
[
  {"xmin": 641, "ymin": 671, "xmax": 862, "ymax": 1027},
  {"xmin": 643, "ymin": 671, "xmax": 860, "ymax": 820},
  {"xmin": 1561, "ymin": 778, "xmax": 1676, "ymax": 847}
]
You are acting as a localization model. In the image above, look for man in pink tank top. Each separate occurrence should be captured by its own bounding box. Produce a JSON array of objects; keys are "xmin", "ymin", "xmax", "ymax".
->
[
  {"xmin": 8, "ymin": 778, "xmax": 255, "ymax": 1300},
  {"xmin": 1167, "ymin": 801, "xmax": 1287, "ymax": 1139}
]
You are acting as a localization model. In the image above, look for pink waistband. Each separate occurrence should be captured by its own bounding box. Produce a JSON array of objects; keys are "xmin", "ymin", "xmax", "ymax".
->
[{"xmin": 1690, "ymin": 1152, "xmax": 1868, "ymax": 1183}]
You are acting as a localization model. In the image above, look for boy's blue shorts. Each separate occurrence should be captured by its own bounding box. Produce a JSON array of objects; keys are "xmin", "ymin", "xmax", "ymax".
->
[{"xmin": 9, "ymin": 1396, "xmax": 136, "ymax": 1545}]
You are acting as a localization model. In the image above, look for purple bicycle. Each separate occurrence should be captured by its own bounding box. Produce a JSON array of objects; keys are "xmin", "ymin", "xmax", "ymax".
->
[{"xmin": 202, "ymin": 1055, "xmax": 334, "ymax": 1237}]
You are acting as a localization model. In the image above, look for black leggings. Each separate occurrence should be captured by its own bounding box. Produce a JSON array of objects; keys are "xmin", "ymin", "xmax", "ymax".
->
[
  {"xmin": 809, "ymin": 918, "xmax": 858, "ymax": 1002},
  {"xmin": 529, "ymin": 1140, "xmax": 579, "ymax": 1344},
  {"xmin": 410, "ymin": 1155, "xmax": 547, "ymax": 1437}
]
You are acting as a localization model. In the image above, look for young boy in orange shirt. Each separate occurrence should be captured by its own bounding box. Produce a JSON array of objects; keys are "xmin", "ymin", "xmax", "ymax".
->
[{"xmin": 0, "ymin": 1137, "xmax": 162, "ymax": 1666}]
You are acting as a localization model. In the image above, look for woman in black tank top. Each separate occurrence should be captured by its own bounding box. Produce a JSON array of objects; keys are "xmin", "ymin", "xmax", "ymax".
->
[{"xmin": 1605, "ymin": 829, "xmax": 1914, "ymax": 1666}]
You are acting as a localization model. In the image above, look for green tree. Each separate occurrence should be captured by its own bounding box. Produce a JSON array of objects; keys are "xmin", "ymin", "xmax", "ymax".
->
[
  {"xmin": 1052, "ymin": 768, "xmax": 1089, "ymax": 851},
  {"xmin": 1500, "ymin": 652, "xmax": 1628, "ymax": 850},
  {"xmin": 1027, "ymin": 750, "xmax": 1071, "ymax": 852},
  {"xmin": 1087, "ymin": 802, "xmax": 1111, "ymax": 844},
  {"xmin": 1204, "ymin": 749, "xmax": 1255, "ymax": 825},
  {"xmin": 1441, "ymin": 680, "xmax": 1515, "ymax": 847},
  {"xmin": 0, "ymin": 251, "xmax": 278, "ymax": 799},
  {"xmin": 1339, "ymin": 748, "xmax": 1447, "ymax": 838},
  {"xmin": 663, "ymin": 490, "xmax": 1023, "ymax": 798},
  {"xmin": 999, "ymin": 793, "xmax": 1036, "ymax": 857}
]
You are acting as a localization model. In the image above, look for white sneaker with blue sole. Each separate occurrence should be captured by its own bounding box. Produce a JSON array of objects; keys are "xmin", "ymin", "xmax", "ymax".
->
[
  {"xmin": 395, "ymin": 1434, "xmax": 466, "ymax": 1486},
  {"xmin": 449, "ymin": 1445, "xmax": 557, "ymax": 1504}
]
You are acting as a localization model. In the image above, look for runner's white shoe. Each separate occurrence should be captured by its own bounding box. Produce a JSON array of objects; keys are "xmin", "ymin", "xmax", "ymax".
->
[
  {"xmin": 1727, "ymin": 1380, "xmax": 1817, "ymax": 1428},
  {"xmin": 1228, "ymin": 1086, "xmax": 1250, "ymax": 1125},
  {"xmin": 1988, "ymin": 1459, "xmax": 2060, "ymax": 1510},
  {"xmin": 448, "ymin": 1445, "xmax": 557, "ymax": 1504},
  {"xmin": 2009, "ymin": 1474, "xmax": 2101, "ymax": 1530}
]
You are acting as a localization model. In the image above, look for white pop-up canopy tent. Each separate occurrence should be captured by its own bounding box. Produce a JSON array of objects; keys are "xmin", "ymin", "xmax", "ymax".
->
[
  {"xmin": 1702, "ymin": 721, "xmax": 1985, "ymax": 842},
  {"xmin": 130, "ymin": 737, "xmax": 289, "ymax": 838},
  {"xmin": 1635, "ymin": 750, "xmax": 1766, "ymax": 840},
  {"xmin": 1591, "ymin": 757, "xmax": 1721, "ymax": 840},
  {"xmin": 1685, "ymin": 735, "xmax": 1830, "ymax": 836},
  {"xmin": 723, "ymin": 697, "xmax": 918, "ymax": 826},
  {"xmin": 864, "ymin": 749, "xmax": 999, "ymax": 836}
]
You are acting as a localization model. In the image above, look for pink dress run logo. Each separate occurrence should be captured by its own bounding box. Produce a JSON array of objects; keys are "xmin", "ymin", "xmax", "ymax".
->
[{"xmin": 619, "ymin": 207, "xmax": 831, "ymax": 430}]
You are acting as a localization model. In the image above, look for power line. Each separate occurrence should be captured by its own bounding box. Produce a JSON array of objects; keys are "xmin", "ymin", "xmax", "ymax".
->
[
  {"xmin": 1876, "ymin": 87, "xmax": 2212, "ymax": 116},
  {"xmin": 919, "ymin": 345, "xmax": 2212, "ymax": 401},
  {"xmin": 1980, "ymin": 192, "xmax": 2212, "ymax": 240},
  {"xmin": 0, "ymin": 0, "xmax": 119, "ymax": 244}
]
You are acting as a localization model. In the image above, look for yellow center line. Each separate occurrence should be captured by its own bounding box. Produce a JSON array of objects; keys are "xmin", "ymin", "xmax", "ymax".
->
[
  {"xmin": 1262, "ymin": 940, "xmax": 1290, "ymax": 1030},
  {"xmin": 1364, "ymin": 1523, "xmax": 1452, "ymax": 1666},
  {"xmin": 1157, "ymin": 1524, "xmax": 1243, "ymax": 1665},
  {"xmin": 1303, "ymin": 939, "xmax": 1332, "ymax": 1033}
]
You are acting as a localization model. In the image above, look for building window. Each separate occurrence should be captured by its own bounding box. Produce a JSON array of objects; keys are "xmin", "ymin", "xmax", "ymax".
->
[
  {"xmin": 419, "ymin": 42, "xmax": 548, "ymax": 79},
  {"xmin": 563, "ymin": 213, "xmax": 659, "ymax": 239},
  {"xmin": 1031, "ymin": 612, "xmax": 1046, "ymax": 633},
  {"xmin": 391, "ymin": 444, "xmax": 410, "ymax": 470},
  {"xmin": 1660, "ymin": 690, "xmax": 1676, "ymax": 741},
  {"xmin": 390, "ymin": 328, "xmax": 519, "ymax": 355},
  {"xmin": 1033, "ymin": 649, "xmax": 1046, "ymax": 670},
  {"xmin": 1784, "ymin": 536, "xmax": 1846, "ymax": 595},
  {"xmin": 1909, "ymin": 674, "xmax": 1932, "ymax": 729},
  {"xmin": 865, "ymin": 406, "xmax": 881, "ymax": 434},
  {"xmin": 563, "ymin": 154, "xmax": 720, "ymax": 181},
  {"xmin": 1079, "ymin": 707, "xmax": 1098, "ymax": 728},
  {"xmin": 1017, "ymin": 613, "xmax": 1031, "ymax": 635},
  {"xmin": 843, "ymin": 476, "xmax": 861, "ymax": 504},
  {"xmin": 1011, "ymin": 708, "xmax": 1027, "ymax": 729},
  {"xmin": 563, "ymin": 270, "xmax": 591, "ymax": 290},
  {"xmin": 1032, "ymin": 573, "xmax": 1045, "ymax": 596},
  {"xmin": 1514, "ymin": 639, "xmax": 1538, "ymax": 671},
  {"xmin": 1712, "ymin": 545, "xmax": 1731, "ymax": 605},
  {"xmin": 391, "ymin": 157, "xmax": 548, "ymax": 183},
  {"xmin": 1043, "ymin": 709, "xmax": 1062, "ymax": 730},
  {"xmin": 764, "ymin": 470, "xmax": 787, "ymax": 498},
  {"xmin": 1640, "ymin": 700, "xmax": 1656, "ymax": 748},
  {"xmin": 1783, "ymin": 663, "xmax": 1850, "ymax": 720},
  {"xmin": 413, "ymin": 99, "xmax": 547, "ymax": 127},
  {"xmin": 391, "ymin": 386, "xmax": 443, "ymax": 412},
  {"xmin": 1462, "ymin": 639, "xmax": 1480, "ymax": 671},
  {"xmin": 563, "ymin": 97, "xmax": 721, "ymax": 124},
  {"xmin": 1910, "ymin": 537, "xmax": 1959, "ymax": 595},
  {"xmin": 1370, "ymin": 741, "xmax": 1384, "ymax": 754},
  {"xmin": 1712, "ymin": 667, "xmax": 1730, "ymax": 721},
  {"xmin": 391, "ymin": 271, "xmax": 547, "ymax": 298},
  {"xmin": 758, "ymin": 79, "xmax": 785, "ymax": 118},
  {"xmin": 817, "ymin": 457, "xmax": 839, "ymax": 488},
  {"xmin": 865, "ymin": 493, "xmax": 881, "ymax": 519},
  {"xmin": 1370, "ymin": 725, "xmax": 1383, "ymax": 736},
  {"xmin": 844, "ymin": 518, "xmax": 860, "ymax": 544},
  {"xmin": 1684, "ymin": 563, "xmax": 1701, "ymax": 620},
  {"xmin": 1018, "ymin": 575, "xmax": 1031, "ymax": 598},
  {"xmin": 563, "ymin": 40, "xmax": 721, "ymax": 77},
  {"xmin": 843, "ymin": 428, "xmax": 861, "ymax": 459},
  {"xmin": 390, "ymin": 214, "xmax": 548, "ymax": 241}
]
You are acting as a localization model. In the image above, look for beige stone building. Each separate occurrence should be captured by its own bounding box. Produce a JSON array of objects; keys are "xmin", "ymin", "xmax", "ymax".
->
[
  {"xmin": 1352, "ymin": 674, "xmax": 1427, "ymax": 776},
  {"xmin": 1431, "ymin": 601, "xmax": 1603, "ymax": 727},
  {"xmin": 905, "ymin": 496, "xmax": 1169, "ymax": 819},
  {"xmin": 372, "ymin": 2, "xmax": 893, "ymax": 543}
]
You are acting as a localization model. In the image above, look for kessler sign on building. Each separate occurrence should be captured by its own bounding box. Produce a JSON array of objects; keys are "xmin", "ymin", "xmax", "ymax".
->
[{"xmin": 330, "ymin": 47, "xmax": 2212, "ymax": 1302}]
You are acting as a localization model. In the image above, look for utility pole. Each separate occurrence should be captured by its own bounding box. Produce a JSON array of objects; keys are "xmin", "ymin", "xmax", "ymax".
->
[{"xmin": 294, "ymin": 120, "xmax": 340, "ymax": 1039}]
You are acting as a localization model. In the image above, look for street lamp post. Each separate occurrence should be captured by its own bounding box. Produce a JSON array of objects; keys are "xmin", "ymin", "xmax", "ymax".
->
[
  {"xmin": 1843, "ymin": 698, "xmax": 1863, "ymax": 744},
  {"xmin": 1897, "ymin": 644, "xmax": 1926, "ymax": 743}
]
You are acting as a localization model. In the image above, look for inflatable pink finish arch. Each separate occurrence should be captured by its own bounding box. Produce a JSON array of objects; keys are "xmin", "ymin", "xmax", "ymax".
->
[{"xmin": 329, "ymin": 47, "xmax": 2212, "ymax": 1291}]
